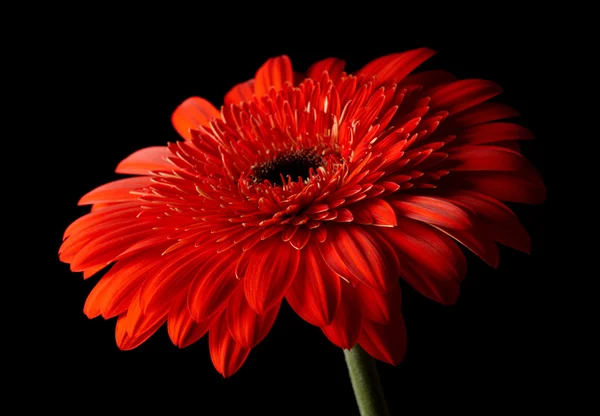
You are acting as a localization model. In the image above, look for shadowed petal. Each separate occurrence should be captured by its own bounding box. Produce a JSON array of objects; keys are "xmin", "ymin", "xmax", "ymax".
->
[
  {"xmin": 391, "ymin": 195, "xmax": 471, "ymax": 229},
  {"xmin": 318, "ymin": 225, "xmax": 398, "ymax": 292},
  {"xmin": 357, "ymin": 48, "xmax": 436, "ymax": 87},
  {"xmin": 188, "ymin": 252, "xmax": 240, "ymax": 322},
  {"xmin": 209, "ymin": 312, "xmax": 251, "ymax": 378},
  {"xmin": 376, "ymin": 219, "xmax": 467, "ymax": 305},
  {"xmin": 242, "ymin": 240, "xmax": 301, "ymax": 315},
  {"xmin": 358, "ymin": 283, "xmax": 401, "ymax": 325},
  {"xmin": 322, "ymin": 282, "xmax": 363, "ymax": 350},
  {"xmin": 285, "ymin": 242, "xmax": 342, "ymax": 327},
  {"xmin": 359, "ymin": 304, "xmax": 407, "ymax": 365},
  {"xmin": 227, "ymin": 286, "xmax": 280, "ymax": 349},
  {"xmin": 168, "ymin": 293, "xmax": 214, "ymax": 348}
]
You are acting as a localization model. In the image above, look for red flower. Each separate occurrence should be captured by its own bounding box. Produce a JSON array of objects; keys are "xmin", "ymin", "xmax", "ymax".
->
[{"xmin": 60, "ymin": 48, "xmax": 544, "ymax": 377}]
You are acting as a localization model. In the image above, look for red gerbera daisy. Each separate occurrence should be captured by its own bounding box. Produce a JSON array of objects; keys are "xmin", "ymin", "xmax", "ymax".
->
[{"xmin": 59, "ymin": 48, "xmax": 544, "ymax": 377}]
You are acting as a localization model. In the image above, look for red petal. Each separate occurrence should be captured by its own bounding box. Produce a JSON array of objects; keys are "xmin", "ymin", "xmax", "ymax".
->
[
  {"xmin": 242, "ymin": 239, "xmax": 301, "ymax": 315},
  {"xmin": 401, "ymin": 257, "xmax": 461, "ymax": 305},
  {"xmin": 452, "ymin": 171, "xmax": 546, "ymax": 204},
  {"xmin": 188, "ymin": 253, "xmax": 240, "ymax": 322},
  {"xmin": 321, "ymin": 282, "xmax": 363, "ymax": 350},
  {"xmin": 449, "ymin": 102, "xmax": 520, "ymax": 128},
  {"xmin": 456, "ymin": 122, "xmax": 534, "ymax": 146},
  {"xmin": 115, "ymin": 295, "xmax": 168, "ymax": 350},
  {"xmin": 358, "ymin": 283, "xmax": 401, "ymax": 325},
  {"xmin": 358, "ymin": 305, "xmax": 407, "ymax": 365},
  {"xmin": 63, "ymin": 202, "xmax": 141, "ymax": 239},
  {"xmin": 253, "ymin": 56, "xmax": 294, "ymax": 97},
  {"xmin": 357, "ymin": 48, "xmax": 436, "ymax": 87},
  {"xmin": 115, "ymin": 310, "xmax": 166, "ymax": 351},
  {"xmin": 227, "ymin": 286, "xmax": 280, "ymax": 349},
  {"xmin": 138, "ymin": 247, "xmax": 205, "ymax": 313},
  {"xmin": 399, "ymin": 70, "xmax": 456, "ymax": 89},
  {"xmin": 429, "ymin": 79, "xmax": 503, "ymax": 115},
  {"xmin": 376, "ymin": 219, "xmax": 467, "ymax": 305},
  {"xmin": 115, "ymin": 146, "xmax": 174, "ymax": 175},
  {"xmin": 78, "ymin": 177, "xmax": 151, "ymax": 205},
  {"xmin": 318, "ymin": 226, "xmax": 398, "ymax": 292},
  {"xmin": 390, "ymin": 195, "xmax": 471, "ymax": 229},
  {"xmin": 225, "ymin": 79, "xmax": 255, "ymax": 104},
  {"xmin": 70, "ymin": 224, "xmax": 156, "ymax": 271},
  {"xmin": 168, "ymin": 293, "xmax": 214, "ymax": 348},
  {"xmin": 289, "ymin": 227, "xmax": 311, "ymax": 250},
  {"xmin": 306, "ymin": 57, "xmax": 346, "ymax": 81},
  {"xmin": 349, "ymin": 198, "xmax": 397, "ymax": 227},
  {"xmin": 431, "ymin": 224, "xmax": 500, "ymax": 268},
  {"xmin": 285, "ymin": 242, "xmax": 342, "ymax": 327},
  {"xmin": 446, "ymin": 145, "xmax": 537, "ymax": 172},
  {"xmin": 171, "ymin": 97, "xmax": 220, "ymax": 141},
  {"xmin": 443, "ymin": 190, "xmax": 530, "ymax": 253},
  {"xmin": 82, "ymin": 264, "xmax": 106, "ymax": 280},
  {"xmin": 83, "ymin": 251, "xmax": 162, "ymax": 319},
  {"xmin": 209, "ymin": 312, "xmax": 251, "ymax": 378}
]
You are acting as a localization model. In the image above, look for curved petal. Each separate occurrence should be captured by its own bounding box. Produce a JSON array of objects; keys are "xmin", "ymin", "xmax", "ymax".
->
[
  {"xmin": 242, "ymin": 239, "xmax": 301, "ymax": 315},
  {"xmin": 171, "ymin": 96, "xmax": 220, "ymax": 141},
  {"xmin": 115, "ymin": 310, "xmax": 166, "ymax": 351},
  {"xmin": 78, "ymin": 177, "xmax": 151, "ymax": 205},
  {"xmin": 449, "ymin": 171, "xmax": 546, "ymax": 204},
  {"xmin": 348, "ymin": 198, "xmax": 397, "ymax": 227},
  {"xmin": 399, "ymin": 254, "xmax": 461, "ymax": 305},
  {"xmin": 318, "ymin": 225, "xmax": 398, "ymax": 292},
  {"xmin": 431, "ymin": 224, "xmax": 500, "ymax": 268},
  {"xmin": 306, "ymin": 57, "xmax": 346, "ymax": 81},
  {"xmin": 358, "ymin": 305, "xmax": 407, "ymax": 365},
  {"xmin": 84, "ymin": 250, "xmax": 163, "ymax": 319},
  {"xmin": 138, "ymin": 246, "xmax": 203, "ymax": 313},
  {"xmin": 448, "ymin": 102, "xmax": 520, "ymax": 128},
  {"xmin": 399, "ymin": 70, "xmax": 456, "ymax": 89},
  {"xmin": 70, "ymin": 222, "xmax": 157, "ymax": 271},
  {"xmin": 357, "ymin": 48, "xmax": 436, "ymax": 88},
  {"xmin": 456, "ymin": 123, "xmax": 534, "ymax": 146},
  {"xmin": 429, "ymin": 79, "xmax": 503, "ymax": 115},
  {"xmin": 390, "ymin": 195, "xmax": 472, "ymax": 229},
  {"xmin": 375, "ymin": 219, "xmax": 467, "ymax": 305},
  {"xmin": 115, "ymin": 294, "xmax": 169, "ymax": 350},
  {"xmin": 225, "ymin": 79, "xmax": 255, "ymax": 104},
  {"xmin": 63, "ymin": 201, "xmax": 142, "ymax": 239},
  {"xmin": 253, "ymin": 55, "xmax": 294, "ymax": 97},
  {"xmin": 443, "ymin": 190, "xmax": 530, "ymax": 253},
  {"xmin": 321, "ymin": 282, "xmax": 363, "ymax": 350},
  {"xmin": 209, "ymin": 312, "xmax": 251, "ymax": 378},
  {"xmin": 115, "ymin": 146, "xmax": 175, "ymax": 175},
  {"xmin": 446, "ymin": 145, "xmax": 537, "ymax": 172},
  {"xmin": 358, "ymin": 282, "xmax": 401, "ymax": 325},
  {"xmin": 227, "ymin": 286, "xmax": 280, "ymax": 349},
  {"xmin": 187, "ymin": 252, "xmax": 240, "ymax": 322},
  {"xmin": 285, "ymin": 242, "xmax": 342, "ymax": 327},
  {"xmin": 168, "ymin": 293, "xmax": 214, "ymax": 348}
]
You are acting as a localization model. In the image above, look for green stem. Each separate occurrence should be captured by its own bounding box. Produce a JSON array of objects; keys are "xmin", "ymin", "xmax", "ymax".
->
[{"xmin": 344, "ymin": 345, "xmax": 390, "ymax": 416}]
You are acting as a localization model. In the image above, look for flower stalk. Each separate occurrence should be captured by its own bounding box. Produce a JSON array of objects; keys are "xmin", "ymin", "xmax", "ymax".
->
[{"xmin": 344, "ymin": 345, "xmax": 390, "ymax": 416}]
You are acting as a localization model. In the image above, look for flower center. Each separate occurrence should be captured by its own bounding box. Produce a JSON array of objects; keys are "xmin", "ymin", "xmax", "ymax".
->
[{"xmin": 251, "ymin": 149, "xmax": 325, "ymax": 186}]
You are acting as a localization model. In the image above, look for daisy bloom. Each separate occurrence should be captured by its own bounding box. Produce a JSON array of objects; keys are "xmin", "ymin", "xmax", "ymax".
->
[{"xmin": 59, "ymin": 48, "xmax": 544, "ymax": 383}]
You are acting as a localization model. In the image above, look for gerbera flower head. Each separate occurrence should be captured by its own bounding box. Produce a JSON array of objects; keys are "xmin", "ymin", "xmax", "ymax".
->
[{"xmin": 60, "ymin": 48, "xmax": 544, "ymax": 377}]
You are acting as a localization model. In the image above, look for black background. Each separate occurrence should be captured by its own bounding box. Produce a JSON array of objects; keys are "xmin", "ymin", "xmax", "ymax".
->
[{"xmin": 33, "ymin": 9, "xmax": 565, "ymax": 415}]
